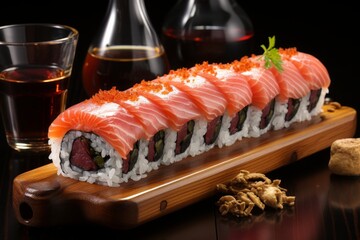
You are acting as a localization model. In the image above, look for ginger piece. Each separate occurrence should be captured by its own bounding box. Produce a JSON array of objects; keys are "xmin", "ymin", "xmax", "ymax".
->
[
  {"xmin": 215, "ymin": 170, "xmax": 296, "ymax": 218},
  {"xmin": 256, "ymin": 185, "xmax": 284, "ymax": 209},
  {"xmin": 217, "ymin": 195, "xmax": 253, "ymax": 217},
  {"xmin": 254, "ymin": 179, "xmax": 288, "ymax": 209},
  {"xmin": 247, "ymin": 191, "xmax": 265, "ymax": 210}
]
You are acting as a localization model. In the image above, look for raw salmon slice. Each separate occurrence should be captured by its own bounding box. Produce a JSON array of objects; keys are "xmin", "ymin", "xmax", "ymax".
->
[
  {"xmin": 131, "ymin": 79, "xmax": 203, "ymax": 132},
  {"xmin": 161, "ymin": 68, "xmax": 228, "ymax": 121},
  {"xmin": 191, "ymin": 62, "xmax": 253, "ymax": 117},
  {"xmin": 279, "ymin": 48, "xmax": 331, "ymax": 90},
  {"xmin": 232, "ymin": 57, "xmax": 280, "ymax": 110},
  {"xmin": 91, "ymin": 87, "xmax": 169, "ymax": 140},
  {"xmin": 253, "ymin": 55, "xmax": 311, "ymax": 103},
  {"xmin": 48, "ymin": 99, "xmax": 146, "ymax": 159}
]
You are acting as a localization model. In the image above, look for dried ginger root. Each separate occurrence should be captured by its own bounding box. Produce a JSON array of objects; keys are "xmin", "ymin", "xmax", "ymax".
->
[{"xmin": 216, "ymin": 170, "xmax": 295, "ymax": 217}]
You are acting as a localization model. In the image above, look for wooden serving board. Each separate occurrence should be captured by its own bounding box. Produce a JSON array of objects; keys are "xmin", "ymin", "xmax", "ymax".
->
[{"xmin": 12, "ymin": 105, "xmax": 357, "ymax": 229}]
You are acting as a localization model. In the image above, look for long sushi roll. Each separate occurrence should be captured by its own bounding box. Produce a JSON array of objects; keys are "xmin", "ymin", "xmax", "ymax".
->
[{"xmin": 48, "ymin": 39, "xmax": 331, "ymax": 187}]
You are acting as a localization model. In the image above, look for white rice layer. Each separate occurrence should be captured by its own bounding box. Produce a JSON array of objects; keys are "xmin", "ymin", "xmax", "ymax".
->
[
  {"xmin": 247, "ymin": 100, "xmax": 279, "ymax": 138},
  {"xmin": 309, "ymin": 88, "xmax": 328, "ymax": 116},
  {"xmin": 216, "ymin": 109, "xmax": 250, "ymax": 148},
  {"xmin": 272, "ymin": 93, "xmax": 311, "ymax": 130}
]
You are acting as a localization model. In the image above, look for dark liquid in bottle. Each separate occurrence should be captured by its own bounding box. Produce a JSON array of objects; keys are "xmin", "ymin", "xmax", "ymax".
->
[
  {"xmin": 162, "ymin": 28, "xmax": 254, "ymax": 69},
  {"xmin": 82, "ymin": 46, "xmax": 170, "ymax": 97},
  {"xmin": 0, "ymin": 66, "xmax": 69, "ymax": 140}
]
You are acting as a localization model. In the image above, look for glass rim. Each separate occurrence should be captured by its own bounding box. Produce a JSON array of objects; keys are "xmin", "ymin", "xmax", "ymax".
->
[{"xmin": 0, "ymin": 23, "xmax": 79, "ymax": 45}]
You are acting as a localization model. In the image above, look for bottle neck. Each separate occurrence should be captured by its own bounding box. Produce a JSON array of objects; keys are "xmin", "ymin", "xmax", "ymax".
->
[
  {"xmin": 93, "ymin": 0, "xmax": 162, "ymax": 48},
  {"xmin": 164, "ymin": 0, "xmax": 254, "ymax": 40},
  {"xmin": 108, "ymin": 0, "xmax": 148, "ymax": 25},
  {"xmin": 181, "ymin": 0, "xmax": 237, "ymax": 13}
]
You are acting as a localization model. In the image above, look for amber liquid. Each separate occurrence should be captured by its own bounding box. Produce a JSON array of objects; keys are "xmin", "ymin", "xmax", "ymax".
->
[
  {"xmin": 162, "ymin": 28, "xmax": 254, "ymax": 69},
  {"xmin": 0, "ymin": 66, "xmax": 69, "ymax": 151},
  {"xmin": 82, "ymin": 46, "xmax": 170, "ymax": 96}
]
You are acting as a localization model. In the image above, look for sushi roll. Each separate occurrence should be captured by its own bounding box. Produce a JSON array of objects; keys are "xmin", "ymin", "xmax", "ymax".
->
[
  {"xmin": 157, "ymin": 67, "xmax": 228, "ymax": 153},
  {"xmin": 48, "ymin": 99, "xmax": 149, "ymax": 185},
  {"xmin": 267, "ymin": 54, "xmax": 313, "ymax": 130},
  {"xmin": 190, "ymin": 62, "xmax": 253, "ymax": 148},
  {"xmin": 48, "ymin": 41, "xmax": 331, "ymax": 187},
  {"xmin": 128, "ymin": 79, "xmax": 206, "ymax": 165},
  {"xmin": 232, "ymin": 56, "xmax": 281, "ymax": 138},
  {"xmin": 279, "ymin": 48, "xmax": 331, "ymax": 117}
]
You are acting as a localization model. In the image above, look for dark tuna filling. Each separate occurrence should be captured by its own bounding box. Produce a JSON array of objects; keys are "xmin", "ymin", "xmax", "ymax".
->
[
  {"xmin": 175, "ymin": 120, "xmax": 195, "ymax": 155},
  {"xmin": 122, "ymin": 141, "xmax": 139, "ymax": 174},
  {"xmin": 307, "ymin": 89, "xmax": 322, "ymax": 112},
  {"xmin": 69, "ymin": 135, "xmax": 139, "ymax": 174},
  {"xmin": 69, "ymin": 136, "xmax": 109, "ymax": 171},
  {"xmin": 147, "ymin": 130, "xmax": 165, "ymax": 162},
  {"xmin": 285, "ymin": 98, "xmax": 301, "ymax": 122},
  {"xmin": 229, "ymin": 106, "xmax": 248, "ymax": 135},
  {"xmin": 259, "ymin": 99, "xmax": 275, "ymax": 129},
  {"xmin": 204, "ymin": 116, "xmax": 222, "ymax": 145}
]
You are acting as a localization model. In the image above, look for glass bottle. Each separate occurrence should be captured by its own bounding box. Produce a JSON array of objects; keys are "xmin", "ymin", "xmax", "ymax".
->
[
  {"xmin": 162, "ymin": 0, "xmax": 254, "ymax": 69},
  {"xmin": 82, "ymin": 0, "xmax": 170, "ymax": 97}
]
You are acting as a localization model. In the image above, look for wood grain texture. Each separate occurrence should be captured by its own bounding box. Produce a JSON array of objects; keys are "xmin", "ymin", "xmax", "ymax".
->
[{"xmin": 12, "ymin": 105, "xmax": 357, "ymax": 229}]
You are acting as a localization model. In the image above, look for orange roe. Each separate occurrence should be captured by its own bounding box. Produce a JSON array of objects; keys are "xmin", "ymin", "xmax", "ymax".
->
[
  {"xmin": 168, "ymin": 68, "xmax": 192, "ymax": 80},
  {"xmin": 217, "ymin": 63, "xmax": 233, "ymax": 71},
  {"xmin": 133, "ymin": 79, "xmax": 173, "ymax": 95},
  {"xmin": 87, "ymin": 46, "xmax": 289, "ymax": 106},
  {"xmin": 231, "ymin": 56, "xmax": 260, "ymax": 73},
  {"xmin": 91, "ymin": 79, "xmax": 177, "ymax": 105},
  {"xmin": 279, "ymin": 47, "xmax": 298, "ymax": 57},
  {"xmin": 193, "ymin": 62, "xmax": 216, "ymax": 76},
  {"xmin": 89, "ymin": 87, "xmax": 140, "ymax": 105}
]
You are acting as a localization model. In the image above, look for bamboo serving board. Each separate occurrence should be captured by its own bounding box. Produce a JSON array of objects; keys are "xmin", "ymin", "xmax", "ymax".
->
[{"xmin": 13, "ymin": 104, "xmax": 357, "ymax": 229}]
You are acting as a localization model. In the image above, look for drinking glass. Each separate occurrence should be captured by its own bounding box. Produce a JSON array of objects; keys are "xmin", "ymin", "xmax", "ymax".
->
[{"xmin": 0, "ymin": 23, "xmax": 79, "ymax": 152}]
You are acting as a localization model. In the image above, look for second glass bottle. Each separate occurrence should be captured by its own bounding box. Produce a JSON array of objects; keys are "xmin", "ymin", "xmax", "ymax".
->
[{"xmin": 162, "ymin": 0, "xmax": 254, "ymax": 69}]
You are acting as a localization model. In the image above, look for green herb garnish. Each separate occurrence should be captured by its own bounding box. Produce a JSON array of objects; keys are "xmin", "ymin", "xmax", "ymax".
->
[{"xmin": 260, "ymin": 36, "xmax": 283, "ymax": 72}]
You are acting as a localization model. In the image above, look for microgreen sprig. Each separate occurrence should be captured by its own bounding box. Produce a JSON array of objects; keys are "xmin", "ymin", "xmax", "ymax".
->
[{"xmin": 260, "ymin": 36, "xmax": 283, "ymax": 72}]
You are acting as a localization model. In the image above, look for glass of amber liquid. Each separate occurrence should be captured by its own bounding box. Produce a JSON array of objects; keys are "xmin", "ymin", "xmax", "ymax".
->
[
  {"xmin": 82, "ymin": 0, "xmax": 170, "ymax": 97},
  {"xmin": 0, "ymin": 24, "xmax": 79, "ymax": 152}
]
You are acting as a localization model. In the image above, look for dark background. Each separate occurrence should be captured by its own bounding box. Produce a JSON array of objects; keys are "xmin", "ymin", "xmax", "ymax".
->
[{"xmin": 1, "ymin": 0, "xmax": 358, "ymax": 142}]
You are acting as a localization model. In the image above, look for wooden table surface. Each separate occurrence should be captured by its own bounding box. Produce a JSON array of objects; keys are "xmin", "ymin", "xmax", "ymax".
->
[{"xmin": 1, "ymin": 136, "xmax": 360, "ymax": 240}]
